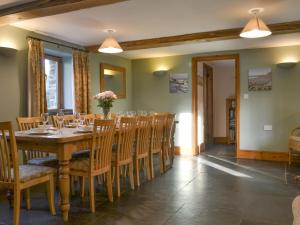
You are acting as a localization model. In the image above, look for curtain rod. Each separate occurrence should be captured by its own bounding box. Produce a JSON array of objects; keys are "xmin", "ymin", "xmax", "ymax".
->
[{"xmin": 26, "ymin": 36, "xmax": 88, "ymax": 53}]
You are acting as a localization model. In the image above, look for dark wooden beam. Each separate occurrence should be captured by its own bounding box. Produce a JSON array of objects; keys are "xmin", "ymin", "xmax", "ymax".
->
[
  {"xmin": 87, "ymin": 20, "xmax": 300, "ymax": 52},
  {"xmin": 0, "ymin": 0, "xmax": 127, "ymax": 26}
]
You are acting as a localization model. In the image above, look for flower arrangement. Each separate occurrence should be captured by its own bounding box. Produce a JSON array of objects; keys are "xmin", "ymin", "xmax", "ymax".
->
[{"xmin": 93, "ymin": 90, "xmax": 117, "ymax": 108}]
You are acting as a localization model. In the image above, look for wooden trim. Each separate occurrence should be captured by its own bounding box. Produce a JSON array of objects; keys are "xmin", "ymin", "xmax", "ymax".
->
[
  {"xmin": 174, "ymin": 146, "xmax": 193, "ymax": 156},
  {"xmin": 213, "ymin": 137, "xmax": 228, "ymax": 144},
  {"xmin": 192, "ymin": 54, "xmax": 240, "ymax": 157},
  {"xmin": 237, "ymin": 149, "xmax": 288, "ymax": 162},
  {"xmin": 86, "ymin": 20, "xmax": 300, "ymax": 51},
  {"xmin": 0, "ymin": 0, "xmax": 127, "ymax": 26},
  {"xmin": 100, "ymin": 63, "xmax": 126, "ymax": 99}
]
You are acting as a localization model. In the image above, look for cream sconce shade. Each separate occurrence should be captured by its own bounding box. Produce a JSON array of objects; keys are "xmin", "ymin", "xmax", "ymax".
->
[
  {"xmin": 277, "ymin": 62, "xmax": 297, "ymax": 69},
  {"xmin": 153, "ymin": 70, "xmax": 168, "ymax": 76},
  {"xmin": 98, "ymin": 29, "xmax": 123, "ymax": 54},
  {"xmin": 0, "ymin": 46, "xmax": 17, "ymax": 56},
  {"xmin": 240, "ymin": 8, "xmax": 272, "ymax": 38}
]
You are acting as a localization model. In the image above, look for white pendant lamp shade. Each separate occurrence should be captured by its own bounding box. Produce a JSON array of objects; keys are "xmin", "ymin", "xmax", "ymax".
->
[
  {"xmin": 98, "ymin": 32, "xmax": 123, "ymax": 53},
  {"xmin": 240, "ymin": 8, "xmax": 272, "ymax": 38}
]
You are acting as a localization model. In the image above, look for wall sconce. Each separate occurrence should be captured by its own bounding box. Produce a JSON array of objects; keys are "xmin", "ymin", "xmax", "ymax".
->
[
  {"xmin": 277, "ymin": 62, "xmax": 298, "ymax": 69},
  {"xmin": 0, "ymin": 46, "xmax": 17, "ymax": 57},
  {"xmin": 153, "ymin": 70, "xmax": 168, "ymax": 76}
]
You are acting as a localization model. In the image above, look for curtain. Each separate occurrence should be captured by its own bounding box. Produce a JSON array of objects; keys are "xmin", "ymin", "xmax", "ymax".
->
[
  {"xmin": 27, "ymin": 39, "xmax": 47, "ymax": 117},
  {"xmin": 73, "ymin": 50, "xmax": 91, "ymax": 114}
]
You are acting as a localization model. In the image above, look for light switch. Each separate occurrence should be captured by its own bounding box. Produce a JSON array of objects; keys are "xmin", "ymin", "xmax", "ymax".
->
[
  {"xmin": 244, "ymin": 94, "xmax": 249, "ymax": 99},
  {"xmin": 264, "ymin": 125, "xmax": 272, "ymax": 131}
]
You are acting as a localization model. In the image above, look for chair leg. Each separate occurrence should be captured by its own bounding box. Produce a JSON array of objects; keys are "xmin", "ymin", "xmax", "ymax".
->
[
  {"xmin": 70, "ymin": 176, "xmax": 75, "ymax": 196},
  {"xmin": 13, "ymin": 188, "xmax": 20, "ymax": 225},
  {"xmin": 47, "ymin": 175, "xmax": 56, "ymax": 216},
  {"xmin": 116, "ymin": 166, "xmax": 121, "ymax": 197},
  {"xmin": 135, "ymin": 159, "xmax": 140, "ymax": 187},
  {"xmin": 289, "ymin": 151, "xmax": 292, "ymax": 166},
  {"xmin": 145, "ymin": 157, "xmax": 151, "ymax": 181},
  {"xmin": 80, "ymin": 176, "xmax": 85, "ymax": 198},
  {"xmin": 25, "ymin": 188, "xmax": 31, "ymax": 210},
  {"xmin": 159, "ymin": 151, "xmax": 164, "ymax": 175},
  {"xmin": 89, "ymin": 176, "xmax": 95, "ymax": 213},
  {"xmin": 106, "ymin": 171, "xmax": 113, "ymax": 202},
  {"xmin": 149, "ymin": 153, "xmax": 154, "ymax": 179},
  {"xmin": 129, "ymin": 163, "xmax": 135, "ymax": 190}
]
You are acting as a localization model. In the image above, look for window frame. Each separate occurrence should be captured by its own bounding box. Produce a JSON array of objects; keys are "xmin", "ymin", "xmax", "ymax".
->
[{"xmin": 45, "ymin": 54, "xmax": 64, "ymax": 113}]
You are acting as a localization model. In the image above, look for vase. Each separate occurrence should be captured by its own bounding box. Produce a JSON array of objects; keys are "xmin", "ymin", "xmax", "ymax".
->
[{"xmin": 102, "ymin": 107, "xmax": 110, "ymax": 119}]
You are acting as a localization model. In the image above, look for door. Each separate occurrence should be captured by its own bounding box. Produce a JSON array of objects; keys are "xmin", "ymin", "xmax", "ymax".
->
[{"xmin": 203, "ymin": 63, "xmax": 214, "ymax": 144}]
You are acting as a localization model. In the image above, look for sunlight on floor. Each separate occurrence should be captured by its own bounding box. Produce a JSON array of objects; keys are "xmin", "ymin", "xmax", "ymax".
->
[{"xmin": 199, "ymin": 158, "xmax": 252, "ymax": 178}]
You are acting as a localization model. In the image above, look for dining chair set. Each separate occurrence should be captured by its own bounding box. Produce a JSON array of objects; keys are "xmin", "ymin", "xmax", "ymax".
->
[{"xmin": 0, "ymin": 112, "xmax": 176, "ymax": 225}]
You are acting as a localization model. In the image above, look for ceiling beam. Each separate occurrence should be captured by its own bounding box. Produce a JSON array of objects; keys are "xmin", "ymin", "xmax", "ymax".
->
[
  {"xmin": 0, "ymin": 0, "xmax": 127, "ymax": 26},
  {"xmin": 87, "ymin": 20, "xmax": 300, "ymax": 52}
]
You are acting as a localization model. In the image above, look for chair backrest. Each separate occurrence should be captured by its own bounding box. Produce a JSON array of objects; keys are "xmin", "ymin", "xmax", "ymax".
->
[
  {"xmin": 17, "ymin": 117, "xmax": 42, "ymax": 131},
  {"xmin": 52, "ymin": 115, "xmax": 74, "ymax": 127},
  {"xmin": 84, "ymin": 114, "xmax": 95, "ymax": 125},
  {"xmin": 0, "ymin": 122, "xmax": 19, "ymax": 185},
  {"xmin": 16, "ymin": 117, "xmax": 49, "ymax": 161},
  {"xmin": 135, "ymin": 116, "xmax": 152, "ymax": 157},
  {"xmin": 151, "ymin": 114, "xmax": 167, "ymax": 153},
  {"xmin": 116, "ymin": 117, "xmax": 136, "ymax": 164},
  {"xmin": 164, "ymin": 113, "xmax": 175, "ymax": 148},
  {"xmin": 90, "ymin": 119, "xmax": 115, "ymax": 172}
]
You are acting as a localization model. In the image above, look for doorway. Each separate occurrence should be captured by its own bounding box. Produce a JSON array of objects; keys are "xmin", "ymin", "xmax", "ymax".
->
[{"xmin": 192, "ymin": 54, "xmax": 240, "ymax": 156}]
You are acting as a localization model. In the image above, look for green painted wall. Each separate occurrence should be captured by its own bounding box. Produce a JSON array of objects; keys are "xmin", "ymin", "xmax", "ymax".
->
[{"xmin": 132, "ymin": 46, "xmax": 300, "ymax": 152}]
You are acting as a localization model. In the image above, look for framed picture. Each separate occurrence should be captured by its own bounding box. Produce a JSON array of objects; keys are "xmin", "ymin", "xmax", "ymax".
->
[
  {"xmin": 169, "ymin": 73, "xmax": 188, "ymax": 93},
  {"xmin": 248, "ymin": 67, "xmax": 272, "ymax": 91}
]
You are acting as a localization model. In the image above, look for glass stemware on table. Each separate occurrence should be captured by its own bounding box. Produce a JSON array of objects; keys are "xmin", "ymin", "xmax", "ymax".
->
[
  {"xmin": 41, "ymin": 112, "xmax": 49, "ymax": 128},
  {"xmin": 56, "ymin": 110, "xmax": 64, "ymax": 134},
  {"xmin": 74, "ymin": 112, "xmax": 81, "ymax": 128}
]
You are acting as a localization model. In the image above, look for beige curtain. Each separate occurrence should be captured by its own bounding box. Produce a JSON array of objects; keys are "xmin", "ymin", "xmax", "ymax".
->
[
  {"xmin": 27, "ymin": 39, "xmax": 47, "ymax": 117},
  {"xmin": 73, "ymin": 50, "xmax": 91, "ymax": 113}
]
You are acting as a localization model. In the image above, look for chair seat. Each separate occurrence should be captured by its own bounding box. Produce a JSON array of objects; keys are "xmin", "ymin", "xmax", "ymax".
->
[
  {"xmin": 70, "ymin": 159, "xmax": 90, "ymax": 172},
  {"xmin": 28, "ymin": 156, "xmax": 58, "ymax": 167},
  {"xmin": 72, "ymin": 150, "xmax": 90, "ymax": 159},
  {"xmin": 13, "ymin": 165, "xmax": 56, "ymax": 183}
]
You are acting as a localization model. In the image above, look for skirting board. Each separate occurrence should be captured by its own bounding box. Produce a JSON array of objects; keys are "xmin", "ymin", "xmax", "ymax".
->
[
  {"xmin": 213, "ymin": 137, "xmax": 228, "ymax": 144},
  {"xmin": 174, "ymin": 146, "xmax": 196, "ymax": 156},
  {"xmin": 237, "ymin": 149, "xmax": 289, "ymax": 162}
]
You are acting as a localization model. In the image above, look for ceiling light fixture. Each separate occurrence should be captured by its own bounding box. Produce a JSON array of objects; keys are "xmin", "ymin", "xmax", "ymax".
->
[
  {"xmin": 98, "ymin": 29, "xmax": 123, "ymax": 54},
  {"xmin": 240, "ymin": 8, "xmax": 272, "ymax": 39}
]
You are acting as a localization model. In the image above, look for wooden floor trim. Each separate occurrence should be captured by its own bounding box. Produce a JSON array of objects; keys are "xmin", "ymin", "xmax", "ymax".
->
[{"xmin": 237, "ymin": 149, "xmax": 288, "ymax": 162}]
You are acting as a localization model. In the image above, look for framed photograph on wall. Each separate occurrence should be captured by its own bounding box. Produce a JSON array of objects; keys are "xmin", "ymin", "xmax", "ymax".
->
[
  {"xmin": 169, "ymin": 73, "xmax": 188, "ymax": 93},
  {"xmin": 248, "ymin": 67, "xmax": 272, "ymax": 91}
]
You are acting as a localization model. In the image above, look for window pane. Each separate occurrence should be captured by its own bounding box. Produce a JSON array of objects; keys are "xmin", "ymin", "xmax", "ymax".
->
[{"xmin": 45, "ymin": 59, "xmax": 59, "ymax": 110}]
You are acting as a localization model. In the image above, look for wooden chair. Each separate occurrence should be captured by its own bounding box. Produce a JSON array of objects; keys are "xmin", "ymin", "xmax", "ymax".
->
[
  {"xmin": 112, "ymin": 117, "xmax": 136, "ymax": 197},
  {"xmin": 289, "ymin": 126, "xmax": 300, "ymax": 165},
  {"xmin": 0, "ymin": 121, "xmax": 56, "ymax": 225},
  {"xmin": 69, "ymin": 119, "xmax": 115, "ymax": 212},
  {"xmin": 52, "ymin": 115, "xmax": 74, "ymax": 127},
  {"xmin": 134, "ymin": 116, "xmax": 152, "ymax": 187},
  {"xmin": 16, "ymin": 117, "xmax": 57, "ymax": 167},
  {"xmin": 149, "ymin": 114, "xmax": 167, "ymax": 179},
  {"xmin": 84, "ymin": 114, "xmax": 95, "ymax": 125},
  {"xmin": 163, "ymin": 113, "xmax": 176, "ymax": 170}
]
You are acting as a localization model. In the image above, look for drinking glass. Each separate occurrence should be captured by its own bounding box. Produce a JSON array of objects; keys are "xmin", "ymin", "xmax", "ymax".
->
[
  {"xmin": 79, "ymin": 113, "xmax": 86, "ymax": 126},
  {"xmin": 41, "ymin": 113, "xmax": 49, "ymax": 128},
  {"xmin": 74, "ymin": 112, "xmax": 80, "ymax": 128},
  {"xmin": 57, "ymin": 110, "xmax": 64, "ymax": 134}
]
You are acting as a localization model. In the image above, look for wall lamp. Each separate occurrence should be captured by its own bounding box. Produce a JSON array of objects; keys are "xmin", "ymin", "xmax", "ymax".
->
[
  {"xmin": 0, "ymin": 46, "xmax": 17, "ymax": 57},
  {"xmin": 277, "ymin": 62, "xmax": 298, "ymax": 69},
  {"xmin": 153, "ymin": 70, "xmax": 169, "ymax": 76}
]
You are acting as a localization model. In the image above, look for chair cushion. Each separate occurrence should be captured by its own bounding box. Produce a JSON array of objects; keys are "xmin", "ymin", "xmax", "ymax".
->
[
  {"xmin": 72, "ymin": 150, "xmax": 90, "ymax": 159},
  {"xmin": 27, "ymin": 156, "xmax": 58, "ymax": 167},
  {"xmin": 70, "ymin": 159, "xmax": 90, "ymax": 172},
  {"xmin": 15, "ymin": 165, "xmax": 56, "ymax": 182}
]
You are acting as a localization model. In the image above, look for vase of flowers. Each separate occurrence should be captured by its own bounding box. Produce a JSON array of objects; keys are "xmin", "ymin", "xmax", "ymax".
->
[{"xmin": 93, "ymin": 90, "xmax": 117, "ymax": 119}]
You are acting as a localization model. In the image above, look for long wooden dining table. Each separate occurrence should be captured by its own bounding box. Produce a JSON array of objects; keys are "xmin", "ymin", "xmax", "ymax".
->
[{"xmin": 14, "ymin": 128, "xmax": 94, "ymax": 221}]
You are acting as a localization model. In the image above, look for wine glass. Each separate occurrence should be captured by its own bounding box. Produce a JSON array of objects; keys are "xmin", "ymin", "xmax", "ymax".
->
[
  {"xmin": 79, "ymin": 113, "xmax": 86, "ymax": 126},
  {"xmin": 57, "ymin": 110, "xmax": 64, "ymax": 134},
  {"xmin": 74, "ymin": 112, "xmax": 80, "ymax": 128},
  {"xmin": 41, "ymin": 113, "xmax": 49, "ymax": 129}
]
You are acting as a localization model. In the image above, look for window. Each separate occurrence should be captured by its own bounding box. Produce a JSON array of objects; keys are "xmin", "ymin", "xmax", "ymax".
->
[{"xmin": 45, "ymin": 55, "xmax": 63, "ymax": 111}]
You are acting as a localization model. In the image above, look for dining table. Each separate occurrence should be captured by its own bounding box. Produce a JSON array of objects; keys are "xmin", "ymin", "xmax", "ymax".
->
[{"xmin": 14, "ymin": 127, "xmax": 94, "ymax": 222}]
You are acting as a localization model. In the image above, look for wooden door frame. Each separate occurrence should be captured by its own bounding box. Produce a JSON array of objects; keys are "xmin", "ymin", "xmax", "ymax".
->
[
  {"xmin": 203, "ymin": 63, "xmax": 214, "ymax": 145},
  {"xmin": 192, "ymin": 54, "xmax": 240, "ymax": 156}
]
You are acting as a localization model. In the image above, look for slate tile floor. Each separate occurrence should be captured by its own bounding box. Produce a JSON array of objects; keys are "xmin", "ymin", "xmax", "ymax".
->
[{"xmin": 1, "ymin": 144, "xmax": 300, "ymax": 225}]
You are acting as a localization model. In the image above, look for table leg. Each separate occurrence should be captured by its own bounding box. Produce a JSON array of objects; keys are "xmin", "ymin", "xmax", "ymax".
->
[{"xmin": 59, "ymin": 159, "xmax": 70, "ymax": 221}]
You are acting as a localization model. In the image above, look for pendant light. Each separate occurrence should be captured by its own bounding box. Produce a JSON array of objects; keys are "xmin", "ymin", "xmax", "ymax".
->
[
  {"xmin": 240, "ymin": 8, "xmax": 272, "ymax": 38},
  {"xmin": 98, "ymin": 29, "xmax": 123, "ymax": 53}
]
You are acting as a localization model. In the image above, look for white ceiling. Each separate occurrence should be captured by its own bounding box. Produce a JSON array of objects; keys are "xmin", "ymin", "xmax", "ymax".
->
[{"xmin": 11, "ymin": 0, "xmax": 300, "ymax": 59}]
